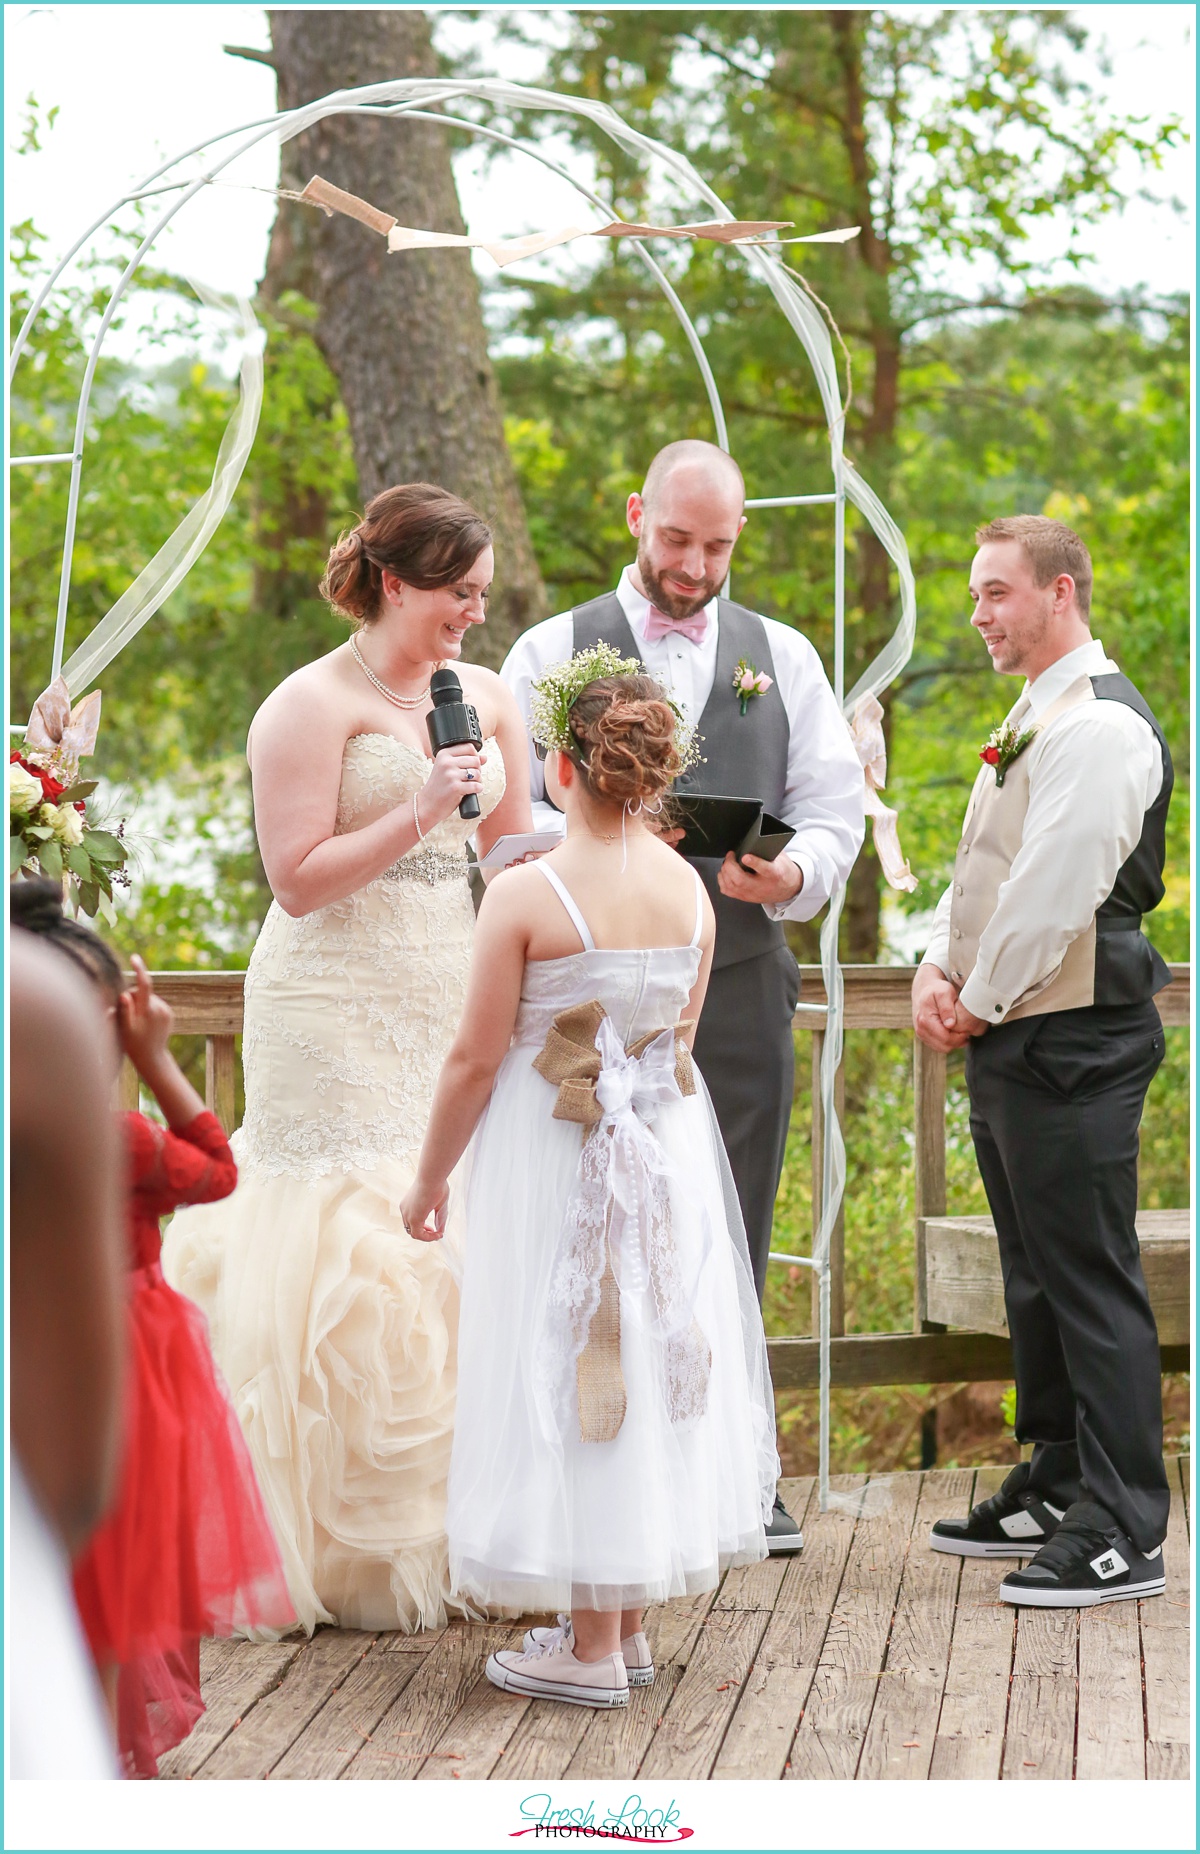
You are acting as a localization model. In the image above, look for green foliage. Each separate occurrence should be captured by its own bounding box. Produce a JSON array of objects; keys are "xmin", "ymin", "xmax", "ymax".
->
[
  {"xmin": 12, "ymin": 95, "xmax": 59, "ymax": 157},
  {"xmin": 10, "ymin": 226, "xmax": 358, "ymax": 960},
  {"xmin": 10, "ymin": 231, "xmax": 357, "ymax": 788},
  {"xmin": 889, "ymin": 298, "xmax": 1191, "ymax": 924},
  {"xmin": 483, "ymin": 7, "xmax": 1189, "ymax": 949}
]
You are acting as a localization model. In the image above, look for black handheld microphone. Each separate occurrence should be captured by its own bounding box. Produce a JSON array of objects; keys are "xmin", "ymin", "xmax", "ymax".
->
[{"xmin": 426, "ymin": 667, "xmax": 484, "ymax": 820}]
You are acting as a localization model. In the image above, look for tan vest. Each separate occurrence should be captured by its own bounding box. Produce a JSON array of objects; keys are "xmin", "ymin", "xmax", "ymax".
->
[{"xmin": 948, "ymin": 677, "xmax": 1098, "ymax": 1024}]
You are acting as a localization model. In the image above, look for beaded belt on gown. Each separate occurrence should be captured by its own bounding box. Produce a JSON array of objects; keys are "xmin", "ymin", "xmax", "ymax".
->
[{"xmin": 379, "ymin": 844, "xmax": 466, "ymax": 886}]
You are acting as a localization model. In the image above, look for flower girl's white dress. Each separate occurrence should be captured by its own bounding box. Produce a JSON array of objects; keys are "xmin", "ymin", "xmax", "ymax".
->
[{"xmin": 448, "ymin": 863, "xmax": 778, "ymax": 1613}]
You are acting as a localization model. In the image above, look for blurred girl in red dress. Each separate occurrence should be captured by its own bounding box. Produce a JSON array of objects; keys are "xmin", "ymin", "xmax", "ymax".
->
[{"xmin": 10, "ymin": 881, "xmax": 294, "ymax": 1776}]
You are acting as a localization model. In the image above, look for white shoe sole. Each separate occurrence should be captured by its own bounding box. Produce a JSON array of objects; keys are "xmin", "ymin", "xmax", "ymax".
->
[
  {"xmin": 520, "ymin": 1631, "xmax": 655, "ymax": 1686},
  {"xmin": 486, "ymin": 1653, "xmax": 630, "ymax": 1707},
  {"xmin": 998, "ymin": 1575, "xmax": 1166, "ymax": 1608},
  {"xmin": 766, "ymin": 1533, "xmax": 805, "ymax": 1557},
  {"xmin": 930, "ymin": 1534, "xmax": 1041, "ymax": 1559}
]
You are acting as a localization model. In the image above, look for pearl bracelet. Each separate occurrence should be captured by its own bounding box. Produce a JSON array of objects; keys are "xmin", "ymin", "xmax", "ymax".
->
[{"xmin": 412, "ymin": 793, "xmax": 426, "ymax": 843}]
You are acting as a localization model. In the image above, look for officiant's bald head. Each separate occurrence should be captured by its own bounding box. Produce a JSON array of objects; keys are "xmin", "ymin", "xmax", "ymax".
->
[
  {"xmin": 628, "ymin": 441, "xmax": 747, "ymax": 621},
  {"xmin": 640, "ymin": 440, "xmax": 745, "ymax": 517}
]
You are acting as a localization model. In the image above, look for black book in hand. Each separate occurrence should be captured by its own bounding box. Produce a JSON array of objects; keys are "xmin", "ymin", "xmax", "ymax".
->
[{"xmin": 671, "ymin": 793, "xmax": 796, "ymax": 865}]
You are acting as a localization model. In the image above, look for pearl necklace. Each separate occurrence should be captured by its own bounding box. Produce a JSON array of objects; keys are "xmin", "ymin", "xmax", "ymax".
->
[{"xmin": 350, "ymin": 635, "xmax": 439, "ymax": 710}]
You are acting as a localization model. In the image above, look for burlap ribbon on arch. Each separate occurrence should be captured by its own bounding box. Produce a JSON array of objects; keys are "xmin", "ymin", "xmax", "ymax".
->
[{"xmin": 534, "ymin": 1000, "xmax": 711, "ymax": 1443}]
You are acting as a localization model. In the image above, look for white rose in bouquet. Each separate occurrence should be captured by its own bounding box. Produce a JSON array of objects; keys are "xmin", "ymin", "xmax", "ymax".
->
[
  {"xmin": 52, "ymin": 803, "xmax": 85, "ymax": 847},
  {"xmin": 8, "ymin": 761, "xmax": 42, "ymax": 816}
]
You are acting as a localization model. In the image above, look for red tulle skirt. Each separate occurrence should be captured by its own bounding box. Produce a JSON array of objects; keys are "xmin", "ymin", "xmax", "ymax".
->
[{"xmin": 73, "ymin": 1264, "xmax": 294, "ymax": 1777}]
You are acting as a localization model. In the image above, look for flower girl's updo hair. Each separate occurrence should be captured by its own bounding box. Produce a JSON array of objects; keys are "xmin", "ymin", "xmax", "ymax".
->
[
  {"xmin": 567, "ymin": 674, "xmax": 685, "ymax": 809},
  {"xmin": 320, "ymin": 483, "xmax": 493, "ymax": 625}
]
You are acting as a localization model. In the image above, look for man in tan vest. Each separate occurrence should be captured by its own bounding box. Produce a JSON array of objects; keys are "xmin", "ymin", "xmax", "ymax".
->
[{"xmin": 912, "ymin": 515, "xmax": 1173, "ymax": 1608}]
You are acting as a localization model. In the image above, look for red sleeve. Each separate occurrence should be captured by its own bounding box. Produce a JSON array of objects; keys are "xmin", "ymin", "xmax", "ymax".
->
[{"xmin": 122, "ymin": 1110, "xmax": 238, "ymax": 1218}]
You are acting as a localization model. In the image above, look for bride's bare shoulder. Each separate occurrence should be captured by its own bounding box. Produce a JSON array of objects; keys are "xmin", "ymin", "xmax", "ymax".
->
[
  {"xmin": 248, "ymin": 647, "xmax": 357, "ymax": 757},
  {"xmin": 457, "ymin": 662, "xmax": 517, "ymax": 727},
  {"xmin": 255, "ymin": 647, "xmax": 357, "ymax": 721}
]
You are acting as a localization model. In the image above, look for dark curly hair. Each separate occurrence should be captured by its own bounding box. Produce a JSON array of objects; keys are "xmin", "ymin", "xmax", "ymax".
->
[
  {"xmin": 10, "ymin": 877, "xmax": 124, "ymax": 1004},
  {"xmin": 567, "ymin": 674, "xmax": 684, "ymax": 807}
]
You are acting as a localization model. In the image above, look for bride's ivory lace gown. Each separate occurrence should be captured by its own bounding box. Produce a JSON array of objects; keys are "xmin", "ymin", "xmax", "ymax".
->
[{"xmin": 163, "ymin": 733, "xmax": 505, "ymax": 1634}]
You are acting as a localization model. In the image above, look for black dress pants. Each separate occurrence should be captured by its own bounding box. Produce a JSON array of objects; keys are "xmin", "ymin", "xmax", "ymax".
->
[
  {"xmin": 965, "ymin": 999, "xmax": 1170, "ymax": 1550},
  {"xmin": 694, "ymin": 945, "xmax": 800, "ymax": 1302}
]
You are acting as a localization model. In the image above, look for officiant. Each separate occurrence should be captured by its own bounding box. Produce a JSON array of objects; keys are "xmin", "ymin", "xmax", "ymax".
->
[{"xmin": 502, "ymin": 440, "xmax": 865, "ymax": 1554}]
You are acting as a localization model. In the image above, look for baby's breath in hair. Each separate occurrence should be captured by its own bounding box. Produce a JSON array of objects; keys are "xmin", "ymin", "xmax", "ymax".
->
[{"xmin": 530, "ymin": 644, "xmax": 703, "ymax": 774}]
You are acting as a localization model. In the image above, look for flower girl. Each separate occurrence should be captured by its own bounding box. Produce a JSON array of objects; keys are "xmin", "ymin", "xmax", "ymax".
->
[{"xmin": 401, "ymin": 649, "xmax": 777, "ymax": 1708}]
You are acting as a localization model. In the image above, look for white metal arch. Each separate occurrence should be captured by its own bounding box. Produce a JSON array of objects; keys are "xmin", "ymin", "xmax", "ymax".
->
[{"xmin": 10, "ymin": 78, "xmax": 918, "ymax": 1513}]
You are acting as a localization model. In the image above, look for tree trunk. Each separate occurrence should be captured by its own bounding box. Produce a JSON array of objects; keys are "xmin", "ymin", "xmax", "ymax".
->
[{"xmin": 259, "ymin": 8, "xmax": 546, "ymax": 665}]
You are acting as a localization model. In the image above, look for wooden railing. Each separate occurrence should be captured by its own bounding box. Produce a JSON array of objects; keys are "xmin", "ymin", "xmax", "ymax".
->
[{"xmin": 136, "ymin": 962, "xmax": 1191, "ymax": 1390}]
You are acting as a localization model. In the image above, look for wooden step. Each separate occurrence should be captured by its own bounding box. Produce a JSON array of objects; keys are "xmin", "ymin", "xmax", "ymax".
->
[{"xmin": 923, "ymin": 1208, "xmax": 1191, "ymax": 1344}]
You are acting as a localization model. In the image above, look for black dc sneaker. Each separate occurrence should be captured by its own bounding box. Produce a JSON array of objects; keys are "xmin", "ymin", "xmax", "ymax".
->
[
  {"xmin": 998, "ymin": 1501, "xmax": 1166, "ymax": 1608},
  {"xmin": 765, "ymin": 1491, "xmax": 804, "ymax": 1557},
  {"xmin": 930, "ymin": 1462, "xmax": 1067, "ymax": 1558}
]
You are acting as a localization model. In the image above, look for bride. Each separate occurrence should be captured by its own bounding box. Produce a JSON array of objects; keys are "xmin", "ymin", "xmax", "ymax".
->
[{"xmin": 163, "ymin": 482, "xmax": 533, "ymax": 1633}]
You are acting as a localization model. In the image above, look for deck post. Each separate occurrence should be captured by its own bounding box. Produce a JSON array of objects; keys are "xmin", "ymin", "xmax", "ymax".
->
[
  {"xmin": 913, "ymin": 1036, "xmax": 948, "ymax": 1332},
  {"xmin": 118, "ymin": 1057, "xmax": 140, "ymax": 1112},
  {"xmin": 205, "ymin": 1033, "xmax": 237, "ymax": 1136}
]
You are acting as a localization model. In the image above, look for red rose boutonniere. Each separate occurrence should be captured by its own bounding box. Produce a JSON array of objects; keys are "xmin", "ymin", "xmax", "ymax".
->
[{"xmin": 979, "ymin": 721, "xmax": 1038, "ymax": 787}]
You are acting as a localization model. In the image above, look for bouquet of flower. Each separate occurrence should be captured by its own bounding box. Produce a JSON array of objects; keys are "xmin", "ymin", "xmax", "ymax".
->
[{"xmin": 9, "ymin": 678, "xmax": 127, "ymax": 921}]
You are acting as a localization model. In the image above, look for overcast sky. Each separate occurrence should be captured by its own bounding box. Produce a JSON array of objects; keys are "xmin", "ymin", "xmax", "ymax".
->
[{"xmin": 5, "ymin": 4, "xmax": 1193, "ymax": 327}]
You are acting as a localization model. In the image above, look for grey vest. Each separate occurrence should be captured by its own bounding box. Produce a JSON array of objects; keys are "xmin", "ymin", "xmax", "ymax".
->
[{"xmin": 571, "ymin": 592, "xmax": 791, "ymax": 970}]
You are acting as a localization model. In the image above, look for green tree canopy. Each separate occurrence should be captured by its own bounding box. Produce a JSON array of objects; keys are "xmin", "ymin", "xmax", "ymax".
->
[{"xmin": 474, "ymin": 5, "xmax": 1186, "ymax": 952}]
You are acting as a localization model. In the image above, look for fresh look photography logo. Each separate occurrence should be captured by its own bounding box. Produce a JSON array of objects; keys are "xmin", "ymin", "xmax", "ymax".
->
[{"xmin": 510, "ymin": 1792, "xmax": 694, "ymax": 1843}]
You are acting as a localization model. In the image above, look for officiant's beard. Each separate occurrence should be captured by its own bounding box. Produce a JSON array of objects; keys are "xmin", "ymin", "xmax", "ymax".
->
[{"xmin": 635, "ymin": 542, "xmax": 722, "ymax": 622}]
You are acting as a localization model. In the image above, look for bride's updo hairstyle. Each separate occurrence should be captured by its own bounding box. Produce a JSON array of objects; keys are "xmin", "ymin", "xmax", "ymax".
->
[
  {"xmin": 320, "ymin": 483, "xmax": 492, "ymax": 626},
  {"xmin": 567, "ymin": 674, "xmax": 684, "ymax": 809}
]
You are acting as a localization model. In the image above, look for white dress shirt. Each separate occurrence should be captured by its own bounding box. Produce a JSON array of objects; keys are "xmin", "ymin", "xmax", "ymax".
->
[
  {"xmin": 500, "ymin": 566, "xmax": 865, "ymax": 924},
  {"xmin": 924, "ymin": 639, "xmax": 1165, "ymax": 1020}
]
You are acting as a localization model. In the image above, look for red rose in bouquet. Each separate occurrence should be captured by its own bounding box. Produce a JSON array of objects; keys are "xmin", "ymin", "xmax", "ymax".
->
[{"xmin": 10, "ymin": 751, "xmax": 65, "ymax": 802}]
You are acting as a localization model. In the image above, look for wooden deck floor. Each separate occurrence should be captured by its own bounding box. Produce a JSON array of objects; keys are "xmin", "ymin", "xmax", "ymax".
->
[{"xmin": 161, "ymin": 1456, "xmax": 1189, "ymax": 1782}]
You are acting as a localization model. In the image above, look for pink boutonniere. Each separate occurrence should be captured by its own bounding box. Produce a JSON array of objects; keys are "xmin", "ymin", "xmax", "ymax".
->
[{"xmin": 733, "ymin": 657, "xmax": 773, "ymax": 716}]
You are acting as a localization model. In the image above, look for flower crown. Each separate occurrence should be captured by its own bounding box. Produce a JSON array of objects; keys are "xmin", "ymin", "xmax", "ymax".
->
[{"xmin": 529, "ymin": 643, "xmax": 702, "ymax": 774}]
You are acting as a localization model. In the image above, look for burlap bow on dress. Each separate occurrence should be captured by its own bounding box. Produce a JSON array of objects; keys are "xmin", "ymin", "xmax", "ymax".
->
[{"xmin": 534, "ymin": 1001, "xmax": 713, "ymax": 1444}]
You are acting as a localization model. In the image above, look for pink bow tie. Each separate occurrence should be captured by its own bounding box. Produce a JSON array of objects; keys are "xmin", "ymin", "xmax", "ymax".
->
[{"xmin": 643, "ymin": 604, "xmax": 709, "ymax": 646}]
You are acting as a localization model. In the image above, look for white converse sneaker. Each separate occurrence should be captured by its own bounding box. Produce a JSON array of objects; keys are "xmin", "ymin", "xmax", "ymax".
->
[
  {"xmin": 523, "ymin": 1614, "xmax": 655, "ymax": 1687},
  {"xmin": 486, "ymin": 1637, "xmax": 629, "ymax": 1708}
]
